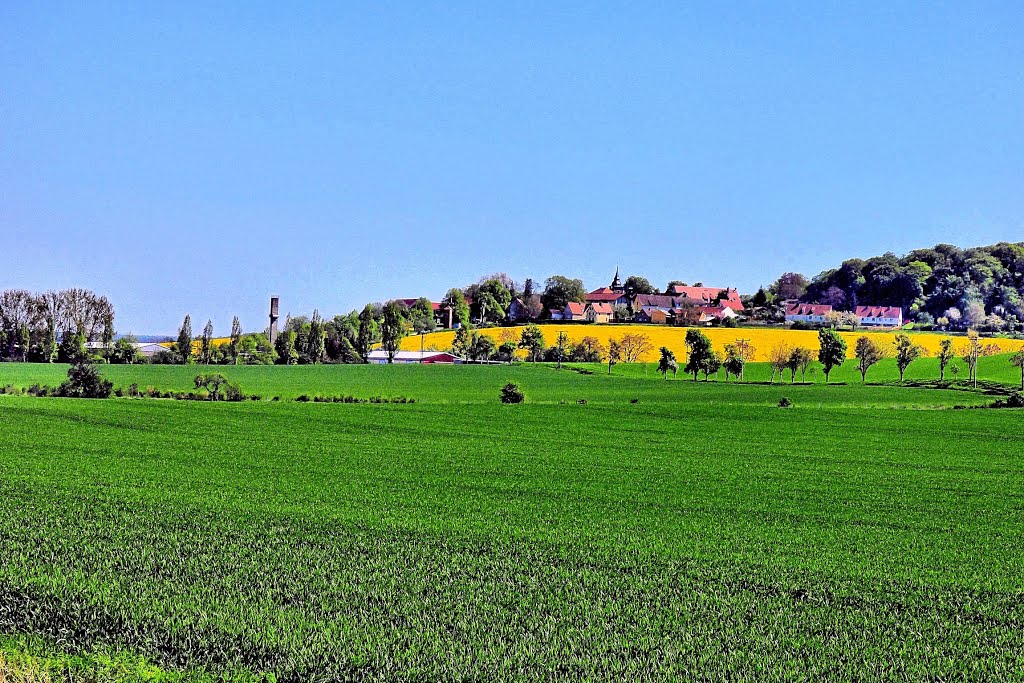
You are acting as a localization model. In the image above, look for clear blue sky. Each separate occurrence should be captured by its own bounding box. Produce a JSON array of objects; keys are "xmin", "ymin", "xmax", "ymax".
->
[{"xmin": 3, "ymin": 2, "xmax": 1022, "ymax": 335}]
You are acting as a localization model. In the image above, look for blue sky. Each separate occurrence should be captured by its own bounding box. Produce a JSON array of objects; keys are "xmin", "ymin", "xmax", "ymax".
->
[{"xmin": 2, "ymin": 2, "xmax": 1022, "ymax": 335}]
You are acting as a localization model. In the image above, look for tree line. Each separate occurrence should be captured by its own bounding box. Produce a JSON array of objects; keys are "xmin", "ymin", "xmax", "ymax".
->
[{"xmin": 0, "ymin": 288, "xmax": 114, "ymax": 363}]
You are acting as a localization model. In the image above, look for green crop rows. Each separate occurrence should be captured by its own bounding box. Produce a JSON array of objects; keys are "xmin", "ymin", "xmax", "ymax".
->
[{"xmin": 0, "ymin": 363, "xmax": 1022, "ymax": 680}]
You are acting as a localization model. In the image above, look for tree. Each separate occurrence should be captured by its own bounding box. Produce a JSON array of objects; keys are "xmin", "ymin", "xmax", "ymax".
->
[
  {"xmin": 725, "ymin": 338, "xmax": 755, "ymax": 381},
  {"xmin": 356, "ymin": 304, "xmax": 378, "ymax": 362},
  {"xmin": 790, "ymin": 346, "xmax": 813, "ymax": 382},
  {"xmin": 657, "ymin": 347, "xmax": 677, "ymax": 379},
  {"xmin": 700, "ymin": 350, "xmax": 722, "ymax": 381},
  {"xmin": 854, "ymin": 336, "xmax": 884, "ymax": 383},
  {"xmin": 176, "ymin": 315, "xmax": 193, "ymax": 365},
  {"xmin": 892, "ymin": 334, "xmax": 924, "ymax": 382},
  {"xmin": 666, "ymin": 280, "xmax": 687, "ymax": 293},
  {"xmin": 274, "ymin": 330, "xmax": 298, "ymax": 365},
  {"xmin": 518, "ymin": 324, "xmax": 545, "ymax": 362},
  {"xmin": 443, "ymin": 289, "xmax": 471, "ymax": 328},
  {"xmin": 230, "ymin": 316, "xmax": 243, "ymax": 363},
  {"xmin": 623, "ymin": 275, "xmax": 655, "ymax": 295},
  {"xmin": 607, "ymin": 340, "xmax": 621, "ymax": 375},
  {"xmin": 541, "ymin": 276, "xmax": 585, "ymax": 311},
  {"xmin": 474, "ymin": 279, "xmax": 512, "ymax": 323},
  {"xmin": 57, "ymin": 328, "xmax": 87, "ymax": 364},
  {"xmin": 56, "ymin": 360, "xmax": 113, "ymax": 399},
  {"xmin": 770, "ymin": 272, "xmax": 809, "ymax": 300},
  {"xmin": 1010, "ymin": 349, "xmax": 1024, "ymax": 390},
  {"xmin": 768, "ymin": 343, "xmax": 791, "ymax": 384},
  {"xmin": 960, "ymin": 331, "xmax": 981, "ymax": 388},
  {"xmin": 305, "ymin": 309, "xmax": 327, "ymax": 363},
  {"xmin": 409, "ymin": 298, "xmax": 436, "ymax": 333},
  {"xmin": 469, "ymin": 334, "xmax": 496, "ymax": 362},
  {"xmin": 570, "ymin": 336, "xmax": 605, "ymax": 363},
  {"xmin": 194, "ymin": 373, "xmax": 229, "ymax": 400},
  {"xmin": 817, "ymin": 328, "xmax": 847, "ymax": 383},
  {"xmin": 109, "ymin": 336, "xmax": 143, "ymax": 364},
  {"xmin": 451, "ymin": 325, "xmax": 474, "ymax": 359},
  {"xmin": 684, "ymin": 329, "xmax": 713, "ymax": 381},
  {"xmin": 619, "ymin": 333, "xmax": 653, "ymax": 363},
  {"xmin": 553, "ymin": 331, "xmax": 570, "ymax": 369},
  {"xmin": 937, "ymin": 338, "xmax": 954, "ymax": 381},
  {"xmin": 201, "ymin": 320, "xmax": 214, "ymax": 364},
  {"xmin": 379, "ymin": 302, "xmax": 406, "ymax": 363}
]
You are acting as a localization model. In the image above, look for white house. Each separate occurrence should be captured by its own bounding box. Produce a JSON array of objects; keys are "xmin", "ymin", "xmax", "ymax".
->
[
  {"xmin": 584, "ymin": 302, "xmax": 613, "ymax": 323},
  {"xmin": 855, "ymin": 306, "xmax": 903, "ymax": 327},
  {"xmin": 785, "ymin": 303, "xmax": 833, "ymax": 324}
]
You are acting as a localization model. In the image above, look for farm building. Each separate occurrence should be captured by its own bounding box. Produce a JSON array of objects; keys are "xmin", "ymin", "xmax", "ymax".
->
[
  {"xmin": 855, "ymin": 306, "xmax": 903, "ymax": 327},
  {"xmin": 367, "ymin": 350, "xmax": 461, "ymax": 364},
  {"xmin": 785, "ymin": 303, "xmax": 832, "ymax": 324}
]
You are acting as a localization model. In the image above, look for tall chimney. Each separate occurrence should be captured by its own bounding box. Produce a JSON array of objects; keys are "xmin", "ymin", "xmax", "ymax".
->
[{"xmin": 269, "ymin": 296, "xmax": 280, "ymax": 346}]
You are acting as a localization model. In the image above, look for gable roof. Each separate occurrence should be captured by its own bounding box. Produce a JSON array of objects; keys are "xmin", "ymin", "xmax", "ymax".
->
[
  {"xmin": 564, "ymin": 302, "xmax": 586, "ymax": 316},
  {"xmin": 786, "ymin": 303, "xmax": 832, "ymax": 316},
  {"xmin": 667, "ymin": 286, "xmax": 744, "ymax": 311},
  {"xmin": 855, "ymin": 306, "xmax": 902, "ymax": 318},
  {"xmin": 586, "ymin": 287, "xmax": 624, "ymax": 302},
  {"xmin": 587, "ymin": 302, "xmax": 614, "ymax": 314}
]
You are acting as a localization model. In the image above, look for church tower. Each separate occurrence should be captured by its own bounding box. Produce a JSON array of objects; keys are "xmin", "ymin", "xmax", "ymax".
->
[{"xmin": 610, "ymin": 267, "xmax": 624, "ymax": 293}]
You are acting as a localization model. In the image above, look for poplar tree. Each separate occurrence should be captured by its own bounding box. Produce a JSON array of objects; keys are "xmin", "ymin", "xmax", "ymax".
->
[{"xmin": 177, "ymin": 315, "xmax": 193, "ymax": 365}]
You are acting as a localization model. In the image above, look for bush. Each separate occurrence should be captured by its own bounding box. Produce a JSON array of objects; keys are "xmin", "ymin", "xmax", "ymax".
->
[
  {"xmin": 223, "ymin": 383, "xmax": 245, "ymax": 402},
  {"xmin": 55, "ymin": 362, "xmax": 113, "ymax": 399},
  {"xmin": 778, "ymin": 397, "xmax": 793, "ymax": 408},
  {"xmin": 500, "ymin": 382, "xmax": 525, "ymax": 404}
]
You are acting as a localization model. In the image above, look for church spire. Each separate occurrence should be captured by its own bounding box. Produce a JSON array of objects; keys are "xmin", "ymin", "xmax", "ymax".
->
[{"xmin": 611, "ymin": 267, "xmax": 623, "ymax": 292}]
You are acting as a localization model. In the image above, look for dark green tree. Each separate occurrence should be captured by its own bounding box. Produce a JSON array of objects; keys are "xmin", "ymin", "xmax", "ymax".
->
[
  {"xmin": 176, "ymin": 315, "xmax": 193, "ymax": 365},
  {"xmin": 380, "ymin": 302, "xmax": 407, "ymax": 363},
  {"xmin": 541, "ymin": 276, "xmax": 585, "ymax": 311},
  {"xmin": 684, "ymin": 329, "xmax": 713, "ymax": 381},
  {"xmin": 518, "ymin": 324, "xmax": 545, "ymax": 362},
  {"xmin": 657, "ymin": 346, "xmax": 678, "ymax": 379},
  {"xmin": 817, "ymin": 328, "xmax": 847, "ymax": 383},
  {"xmin": 201, "ymin": 320, "xmax": 214, "ymax": 364},
  {"xmin": 356, "ymin": 304, "xmax": 378, "ymax": 362}
]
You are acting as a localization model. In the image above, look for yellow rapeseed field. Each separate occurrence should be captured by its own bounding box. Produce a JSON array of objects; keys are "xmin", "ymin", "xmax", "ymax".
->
[{"xmin": 401, "ymin": 324, "xmax": 1024, "ymax": 362}]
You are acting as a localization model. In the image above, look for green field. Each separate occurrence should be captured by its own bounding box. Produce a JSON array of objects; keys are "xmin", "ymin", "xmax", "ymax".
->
[{"xmin": 0, "ymin": 362, "xmax": 1022, "ymax": 680}]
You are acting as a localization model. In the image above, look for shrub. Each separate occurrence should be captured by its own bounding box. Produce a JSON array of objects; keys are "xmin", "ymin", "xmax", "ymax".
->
[
  {"xmin": 55, "ymin": 362, "xmax": 114, "ymax": 399},
  {"xmin": 500, "ymin": 383, "xmax": 525, "ymax": 404},
  {"xmin": 778, "ymin": 397, "xmax": 793, "ymax": 408},
  {"xmin": 223, "ymin": 383, "xmax": 245, "ymax": 402}
]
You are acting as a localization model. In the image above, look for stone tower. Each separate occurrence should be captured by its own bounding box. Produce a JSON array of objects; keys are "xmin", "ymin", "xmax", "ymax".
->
[{"xmin": 269, "ymin": 296, "xmax": 280, "ymax": 346}]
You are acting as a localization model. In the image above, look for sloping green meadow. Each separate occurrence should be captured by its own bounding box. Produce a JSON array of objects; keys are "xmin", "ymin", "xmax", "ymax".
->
[{"xmin": 0, "ymin": 363, "xmax": 1022, "ymax": 680}]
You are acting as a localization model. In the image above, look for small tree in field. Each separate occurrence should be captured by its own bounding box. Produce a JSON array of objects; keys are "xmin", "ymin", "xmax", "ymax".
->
[
  {"xmin": 960, "ymin": 331, "xmax": 981, "ymax": 388},
  {"xmin": 1011, "ymin": 349, "xmax": 1024, "ymax": 390},
  {"xmin": 937, "ymin": 338, "xmax": 954, "ymax": 381},
  {"xmin": 657, "ymin": 346, "xmax": 677, "ymax": 380},
  {"xmin": 892, "ymin": 334, "xmax": 924, "ymax": 382},
  {"xmin": 854, "ymin": 336, "xmax": 884, "ymax": 383},
  {"xmin": 683, "ymin": 329, "xmax": 713, "ymax": 381},
  {"xmin": 818, "ymin": 328, "xmax": 847, "ymax": 383},
  {"xmin": 790, "ymin": 346, "xmax": 813, "ymax": 382},
  {"xmin": 607, "ymin": 340, "xmax": 621, "ymax": 375},
  {"xmin": 194, "ymin": 373, "xmax": 229, "ymax": 400},
  {"xmin": 700, "ymin": 350, "xmax": 722, "ymax": 381},
  {"xmin": 768, "ymin": 343, "xmax": 791, "ymax": 384},
  {"xmin": 518, "ymin": 324, "xmax": 545, "ymax": 362},
  {"xmin": 554, "ymin": 331, "xmax": 570, "ymax": 369},
  {"xmin": 619, "ymin": 333, "xmax": 653, "ymax": 363},
  {"xmin": 201, "ymin": 320, "xmax": 213, "ymax": 364}
]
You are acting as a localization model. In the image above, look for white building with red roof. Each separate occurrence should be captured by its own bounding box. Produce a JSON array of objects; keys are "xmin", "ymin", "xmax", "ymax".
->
[
  {"xmin": 855, "ymin": 306, "xmax": 903, "ymax": 327},
  {"xmin": 785, "ymin": 303, "xmax": 832, "ymax": 324}
]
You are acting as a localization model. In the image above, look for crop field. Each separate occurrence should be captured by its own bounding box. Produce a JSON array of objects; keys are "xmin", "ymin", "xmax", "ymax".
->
[
  {"xmin": 401, "ymin": 323, "xmax": 1024, "ymax": 362},
  {"xmin": 0, "ymin": 363, "xmax": 1023, "ymax": 680}
]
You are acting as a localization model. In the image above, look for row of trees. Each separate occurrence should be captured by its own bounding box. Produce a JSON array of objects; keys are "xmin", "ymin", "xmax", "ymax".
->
[
  {"xmin": 755, "ymin": 242, "xmax": 1024, "ymax": 332},
  {"xmin": 0, "ymin": 288, "xmax": 114, "ymax": 362}
]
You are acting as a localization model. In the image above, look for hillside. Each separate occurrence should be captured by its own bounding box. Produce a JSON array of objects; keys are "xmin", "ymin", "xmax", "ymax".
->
[{"xmin": 796, "ymin": 242, "xmax": 1024, "ymax": 328}]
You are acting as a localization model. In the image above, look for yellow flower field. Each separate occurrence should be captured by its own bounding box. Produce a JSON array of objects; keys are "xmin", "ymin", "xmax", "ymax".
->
[{"xmin": 401, "ymin": 324, "xmax": 1024, "ymax": 362}]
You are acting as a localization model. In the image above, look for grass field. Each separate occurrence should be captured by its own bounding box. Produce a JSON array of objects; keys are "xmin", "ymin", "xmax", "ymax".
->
[
  {"xmin": 1, "ymin": 363, "xmax": 1022, "ymax": 680},
  {"xmin": 401, "ymin": 323, "xmax": 1024, "ymax": 363}
]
